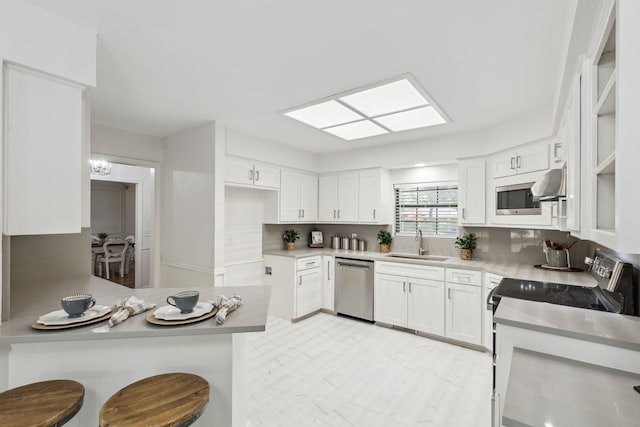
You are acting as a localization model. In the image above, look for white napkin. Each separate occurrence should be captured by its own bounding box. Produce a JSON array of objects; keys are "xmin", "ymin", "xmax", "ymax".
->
[
  {"xmin": 209, "ymin": 294, "xmax": 242, "ymax": 324},
  {"xmin": 108, "ymin": 296, "xmax": 156, "ymax": 327}
]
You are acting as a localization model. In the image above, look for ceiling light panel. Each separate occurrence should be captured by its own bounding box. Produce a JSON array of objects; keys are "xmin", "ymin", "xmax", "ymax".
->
[
  {"xmin": 323, "ymin": 120, "xmax": 388, "ymax": 140},
  {"xmin": 339, "ymin": 79, "xmax": 428, "ymax": 117},
  {"xmin": 374, "ymin": 106, "xmax": 446, "ymax": 131},
  {"xmin": 284, "ymin": 100, "xmax": 363, "ymax": 129}
]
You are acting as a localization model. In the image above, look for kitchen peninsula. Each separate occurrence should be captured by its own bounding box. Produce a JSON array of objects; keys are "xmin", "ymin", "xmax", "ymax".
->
[{"xmin": 0, "ymin": 276, "xmax": 270, "ymax": 427}]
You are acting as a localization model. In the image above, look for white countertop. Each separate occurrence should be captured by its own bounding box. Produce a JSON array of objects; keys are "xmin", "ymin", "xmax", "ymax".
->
[
  {"xmin": 494, "ymin": 297, "xmax": 640, "ymax": 351},
  {"xmin": 264, "ymin": 248, "xmax": 598, "ymax": 287},
  {"xmin": 502, "ymin": 348, "xmax": 640, "ymax": 427},
  {"xmin": 0, "ymin": 276, "xmax": 270, "ymax": 345}
]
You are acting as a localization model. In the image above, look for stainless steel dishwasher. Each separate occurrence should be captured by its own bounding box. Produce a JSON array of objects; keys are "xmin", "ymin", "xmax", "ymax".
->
[{"xmin": 335, "ymin": 257, "xmax": 374, "ymax": 321}]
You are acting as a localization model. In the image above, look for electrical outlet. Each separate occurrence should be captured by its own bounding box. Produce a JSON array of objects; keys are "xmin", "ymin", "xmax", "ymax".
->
[{"xmin": 265, "ymin": 266, "xmax": 272, "ymax": 275}]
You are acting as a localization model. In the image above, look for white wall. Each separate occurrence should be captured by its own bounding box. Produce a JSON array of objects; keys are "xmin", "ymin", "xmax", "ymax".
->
[
  {"xmin": 390, "ymin": 164, "xmax": 458, "ymax": 185},
  {"xmin": 90, "ymin": 181, "xmax": 134, "ymax": 237},
  {"xmin": 317, "ymin": 105, "xmax": 553, "ymax": 171},
  {"xmin": 162, "ymin": 123, "xmax": 216, "ymax": 287},
  {"xmin": 91, "ymin": 124, "xmax": 163, "ymax": 163}
]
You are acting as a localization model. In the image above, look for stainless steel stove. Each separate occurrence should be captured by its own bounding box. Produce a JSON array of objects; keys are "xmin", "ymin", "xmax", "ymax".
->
[{"xmin": 488, "ymin": 250, "xmax": 635, "ymax": 315}]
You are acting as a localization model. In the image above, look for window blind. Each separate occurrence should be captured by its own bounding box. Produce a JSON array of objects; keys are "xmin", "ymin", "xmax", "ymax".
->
[{"xmin": 394, "ymin": 184, "xmax": 458, "ymax": 236}]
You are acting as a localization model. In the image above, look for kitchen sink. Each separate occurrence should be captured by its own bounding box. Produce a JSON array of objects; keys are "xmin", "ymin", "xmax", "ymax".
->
[{"xmin": 384, "ymin": 253, "xmax": 450, "ymax": 262}]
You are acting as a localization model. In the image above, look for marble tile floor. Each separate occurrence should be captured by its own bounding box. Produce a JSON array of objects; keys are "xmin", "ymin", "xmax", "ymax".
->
[{"xmin": 246, "ymin": 313, "xmax": 492, "ymax": 427}]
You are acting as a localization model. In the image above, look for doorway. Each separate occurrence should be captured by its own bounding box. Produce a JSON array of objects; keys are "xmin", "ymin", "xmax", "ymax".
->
[{"xmin": 90, "ymin": 162, "xmax": 155, "ymax": 288}]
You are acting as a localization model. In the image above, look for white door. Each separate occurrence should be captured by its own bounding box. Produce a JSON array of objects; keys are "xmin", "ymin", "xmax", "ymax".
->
[
  {"xmin": 253, "ymin": 162, "xmax": 280, "ymax": 189},
  {"xmin": 323, "ymin": 256, "xmax": 335, "ymax": 311},
  {"xmin": 374, "ymin": 273, "xmax": 407, "ymax": 327},
  {"xmin": 445, "ymin": 283, "xmax": 482, "ymax": 345},
  {"xmin": 280, "ymin": 171, "xmax": 301, "ymax": 222},
  {"xmin": 295, "ymin": 268, "xmax": 323, "ymax": 318},
  {"xmin": 299, "ymin": 174, "xmax": 318, "ymax": 222},
  {"xmin": 337, "ymin": 173, "xmax": 359, "ymax": 222},
  {"xmin": 318, "ymin": 175, "xmax": 338, "ymax": 221},
  {"xmin": 408, "ymin": 277, "xmax": 445, "ymax": 336},
  {"xmin": 225, "ymin": 157, "xmax": 254, "ymax": 185},
  {"xmin": 459, "ymin": 160, "xmax": 486, "ymax": 225},
  {"xmin": 358, "ymin": 171, "xmax": 380, "ymax": 223}
]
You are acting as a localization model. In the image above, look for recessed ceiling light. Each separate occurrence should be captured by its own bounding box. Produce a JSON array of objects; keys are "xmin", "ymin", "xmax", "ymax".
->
[
  {"xmin": 282, "ymin": 74, "xmax": 449, "ymax": 140},
  {"xmin": 339, "ymin": 79, "xmax": 428, "ymax": 117},
  {"xmin": 374, "ymin": 106, "xmax": 446, "ymax": 132},
  {"xmin": 323, "ymin": 120, "xmax": 388, "ymax": 140},
  {"xmin": 284, "ymin": 100, "xmax": 363, "ymax": 129}
]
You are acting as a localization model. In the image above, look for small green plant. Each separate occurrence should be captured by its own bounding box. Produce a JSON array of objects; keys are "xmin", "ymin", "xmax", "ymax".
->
[
  {"xmin": 98, "ymin": 232, "xmax": 108, "ymax": 240},
  {"xmin": 377, "ymin": 230, "xmax": 392, "ymax": 245},
  {"xmin": 455, "ymin": 233, "xmax": 478, "ymax": 250},
  {"xmin": 283, "ymin": 229, "xmax": 300, "ymax": 243}
]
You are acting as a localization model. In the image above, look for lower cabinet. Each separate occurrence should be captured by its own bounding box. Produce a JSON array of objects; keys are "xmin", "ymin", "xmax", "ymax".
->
[
  {"xmin": 296, "ymin": 266, "xmax": 323, "ymax": 318},
  {"xmin": 445, "ymin": 268, "xmax": 483, "ymax": 345}
]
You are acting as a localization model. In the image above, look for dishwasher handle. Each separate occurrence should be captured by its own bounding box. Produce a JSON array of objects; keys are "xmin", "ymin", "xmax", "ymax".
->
[{"xmin": 337, "ymin": 262, "xmax": 371, "ymax": 269}]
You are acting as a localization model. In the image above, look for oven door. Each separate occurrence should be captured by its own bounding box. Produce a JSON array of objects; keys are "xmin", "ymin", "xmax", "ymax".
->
[{"xmin": 496, "ymin": 183, "xmax": 541, "ymax": 215}]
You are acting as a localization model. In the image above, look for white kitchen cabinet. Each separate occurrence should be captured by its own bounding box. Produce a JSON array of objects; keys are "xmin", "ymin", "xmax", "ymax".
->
[
  {"xmin": 374, "ymin": 262, "xmax": 445, "ymax": 336},
  {"xmin": 4, "ymin": 64, "xmax": 85, "ymax": 235},
  {"xmin": 263, "ymin": 254, "xmax": 323, "ymax": 321},
  {"xmin": 322, "ymin": 255, "xmax": 335, "ymax": 311},
  {"xmin": 358, "ymin": 169, "xmax": 391, "ymax": 224},
  {"xmin": 483, "ymin": 272, "xmax": 503, "ymax": 351},
  {"xmin": 225, "ymin": 157, "xmax": 280, "ymax": 189},
  {"xmin": 445, "ymin": 268, "xmax": 482, "ymax": 345},
  {"xmin": 492, "ymin": 140, "xmax": 550, "ymax": 178},
  {"xmin": 458, "ymin": 159, "xmax": 486, "ymax": 225},
  {"xmin": 277, "ymin": 171, "xmax": 318, "ymax": 222},
  {"xmin": 318, "ymin": 173, "xmax": 358, "ymax": 222}
]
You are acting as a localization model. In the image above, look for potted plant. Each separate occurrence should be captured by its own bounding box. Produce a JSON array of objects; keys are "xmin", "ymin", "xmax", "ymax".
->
[
  {"xmin": 283, "ymin": 228, "xmax": 300, "ymax": 251},
  {"xmin": 98, "ymin": 232, "xmax": 109, "ymax": 244},
  {"xmin": 455, "ymin": 233, "xmax": 478, "ymax": 260},
  {"xmin": 377, "ymin": 230, "xmax": 392, "ymax": 253}
]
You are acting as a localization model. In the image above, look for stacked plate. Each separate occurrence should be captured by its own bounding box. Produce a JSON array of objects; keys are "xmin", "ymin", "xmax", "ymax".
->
[
  {"xmin": 35, "ymin": 305, "xmax": 112, "ymax": 327},
  {"xmin": 153, "ymin": 302, "xmax": 214, "ymax": 321}
]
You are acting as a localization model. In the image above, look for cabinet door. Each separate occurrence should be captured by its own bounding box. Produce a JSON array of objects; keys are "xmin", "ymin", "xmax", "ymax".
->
[
  {"xmin": 323, "ymin": 256, "xmax": 335, "ymax": 311},
  {"xmin": 226, "ymin": 157, "xmax": 254, "ymax": 185},
  {"xmin": 254, "ymin": 162, "xmax": 280, "ymax": 189},
  {"xmin": 337, "ymin": 173, "xmax": 359, "ymax": 222},
  {"xmin": 358, "ymin": 171, "xmax": 380, "ymax": 223},
  {"xmin": 318, "ymin": 175, "xmax": 338, "ymax": 221},
  {"xmin": 299, "ymin": 174, "xmax": 318, "ymax": 222},
  {"xmin": 280, "ymin": 171, "xmax": 301, "ymax": 222},
  {"xmin": 458, "ymin": 159, "xmax": 486, "ymax": 225},
  {"xmin": 516, "ymin": 143, "xmax": 549, "ymax": 175},
  {"xmin": 493, "ymin": 153, "xmax": 517, "ymax": 178},
  {"xmin": 408, "ymin": 278, "xmax": 445, "ymax": 336},
  {"xmin": 445, "ymin": 283, "xmax": 482, "ymax": 345},
  {"xmin": 295, "ymin": 268, "xmax": 323, "ymax": 318},
  {"xmin": 5, "ymin": 66, "xmax": 83, "ymax": 235},
  {"xmin": 374, "ymin": 273, "xmax": 407, "ymax": 327}
]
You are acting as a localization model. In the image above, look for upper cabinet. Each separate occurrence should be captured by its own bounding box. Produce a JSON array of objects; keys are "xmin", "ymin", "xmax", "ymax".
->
[
  {"xmin": 225, "ymin": 157, "xmax": 280, "ymax": 189},
  {"xmin": 4, "ymin": 64, "xmax": 85, "ymax": 235},
  {"xmin": 458, "ymin": 159, "xmax": 486, "ymax": 225},
  {"xmin": 358, "ymin": 169, "xmax": 391, "ymax": 223},
  {"xmin": 273, "ymin": 170, "xmax": 318, "ymax": 223},
  {"xmin": 492, "ymin": 140, "xmax": 550, "ymax": 178}
]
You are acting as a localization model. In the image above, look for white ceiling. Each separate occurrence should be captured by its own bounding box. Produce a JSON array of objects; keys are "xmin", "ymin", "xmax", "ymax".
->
[{"xmin": 26, "ymin": 0, "xmax": 569, "ymax": 153}]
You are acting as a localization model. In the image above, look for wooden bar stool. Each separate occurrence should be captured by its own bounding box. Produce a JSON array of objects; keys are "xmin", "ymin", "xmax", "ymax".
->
[
  {"xmin": 99, "ymin": 373, "xmax": 210, "ymax": 427},
  {"xmin": 0, "ymin": 379, "xmax": 84, "ymax": 427}
]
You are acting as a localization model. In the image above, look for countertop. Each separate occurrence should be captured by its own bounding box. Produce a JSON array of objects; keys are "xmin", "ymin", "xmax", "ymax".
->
[
  {"xmin": 0, "ymin": 276, "xmax": 270, "ymax": 345},
  {"xmin": 494, "ymin": 297, "xmax": 640, "ymax": 351},
  {"xmin": 263, "ymin": 248, "xmax": 598, "ymax": 287},
  {"xmin": 502, "ymin": 348, "xmax": 640, "ymax": 427}
]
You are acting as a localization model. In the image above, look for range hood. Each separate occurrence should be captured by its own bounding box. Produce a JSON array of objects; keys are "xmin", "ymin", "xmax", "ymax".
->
[{"xmin": 531, "ymin": 165, "xmax": 566, "ymax": 201}]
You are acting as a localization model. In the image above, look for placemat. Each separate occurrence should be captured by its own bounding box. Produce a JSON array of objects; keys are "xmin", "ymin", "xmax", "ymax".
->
[
  {"xmin": 145, "ymin": 307, "xmax": 218, "ymax": 326},
  {"xmin": 31, "ymin": 309, "xmax": 116, "ymax": 330}
]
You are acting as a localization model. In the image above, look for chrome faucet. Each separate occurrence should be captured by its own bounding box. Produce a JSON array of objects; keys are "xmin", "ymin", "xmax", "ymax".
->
[{"xmin": 416, "ymin": 229, "xmax": 427, "ymax": 255}]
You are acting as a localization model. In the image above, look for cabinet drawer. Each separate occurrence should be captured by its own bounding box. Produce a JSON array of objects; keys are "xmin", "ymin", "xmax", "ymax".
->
[
  {"xmin": 485, "ymin": 272, "xmax": 504, "ymax": 289},
  {"xmin": 376, "ymin": 261, "xmax": 445, "ymax": 281},
  {"xmin": 297, "ymin": 256, "xmax": 322, "ymax": 271},
  {"xmin": 446, "ymin": 268, "xmax": 482, "ymax": 286}
]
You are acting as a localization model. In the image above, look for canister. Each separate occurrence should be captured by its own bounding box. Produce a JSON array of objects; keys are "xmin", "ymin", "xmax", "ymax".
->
[
  {"xmin": 332, "ymin": 236, "xmax": 341, "ymax": 249},
  {"xmin": 341, "ymin": 237, "xmax": 350, "ymax": 250},
  {"xmin": 350, "ymin": 237, "xmax": 359, "ymax": 250},
  {"xmin": 358, "ymin": 240, "xmax": 367, "ymax": 251}
]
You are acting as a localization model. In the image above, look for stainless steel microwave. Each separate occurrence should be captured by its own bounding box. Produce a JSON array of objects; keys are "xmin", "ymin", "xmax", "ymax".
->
[{"xmin": 496, "ymin": 182, "xmax": 541, "ymax": 215}]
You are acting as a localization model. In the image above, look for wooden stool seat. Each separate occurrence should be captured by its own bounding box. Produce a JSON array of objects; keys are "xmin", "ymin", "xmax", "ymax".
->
[
  {"xmin": 0, "ymin": 379, "xmax": 84, "ymax": 427},
  {"xmin": 99, "ymin": 373, "xmax": 210, "ymax": 427}
]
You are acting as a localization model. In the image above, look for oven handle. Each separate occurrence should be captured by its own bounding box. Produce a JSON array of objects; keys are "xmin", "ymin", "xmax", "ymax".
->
[{"xmin": 487, "ymin": 286, "xmax": 498, "ymax": 311}]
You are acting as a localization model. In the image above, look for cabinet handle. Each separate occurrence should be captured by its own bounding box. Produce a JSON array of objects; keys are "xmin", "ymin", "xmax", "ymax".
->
[
  {"xmin": 256, "ymin": 170, "xmax": 260, "ymax": 181},
  {"xmin": 403, "ymin": 282, "xmax": 406, "ymax": 292},
  {"xmin": 408, "ymin": 282, "xmax": 412, "ymax": 293},
  {"xmin": 373, "ymin": 209, "xmax": 376, "ymax": 219},
  {"xmin": 327, "ymin": 261, "xmax": 331, "ymax": 280},
  {"xmin": 516, "ymin": 156, "xmax": 521, "ymax": 169},
  {"xmin": 249, "ymin": 169, "xmax": 254, "ymax": 181},
  {"xmin": 298, "ymin": 209, "xmax": 301, "ymax": 218},
  {"xmin": 448, "ymin": 288, "xmax": 452, "ymax": 299},
  {"xmin": 302, "ymin": 209, "xmax": 305, "ymax": 218},
  {"xmin": 333, "ymin": 210, "xmax": 337, "ymax": 219},
  {"xmin": 551, "ymin": 203, "xmax": 557, "ymax": 219},
  {"xmin": 510, "ymin": 157, "xmax": 515, "ymax": 170},
  {"xmin": 457, "ymin": 275, "xmax": 470, "ymax": 282},
  {"xmin": 337, "ymin": 209, "xmax": 341, "ymax": 219},
  {"xmin": 298, "ymin": 276, "xmax": 302, "ymax": 286},
  {"xmin": 553, "ymin": 142, "xmax": 562, "ymax": 162},
  {"xmin": 462, "ymin": 208, "xmax": 466, "ymax": 219}
]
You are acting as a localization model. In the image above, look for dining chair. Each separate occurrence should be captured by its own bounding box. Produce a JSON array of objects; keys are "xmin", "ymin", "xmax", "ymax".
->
[{"xmin": 96, "ymin": 239, "xmax": 129, "ymax": 279}]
